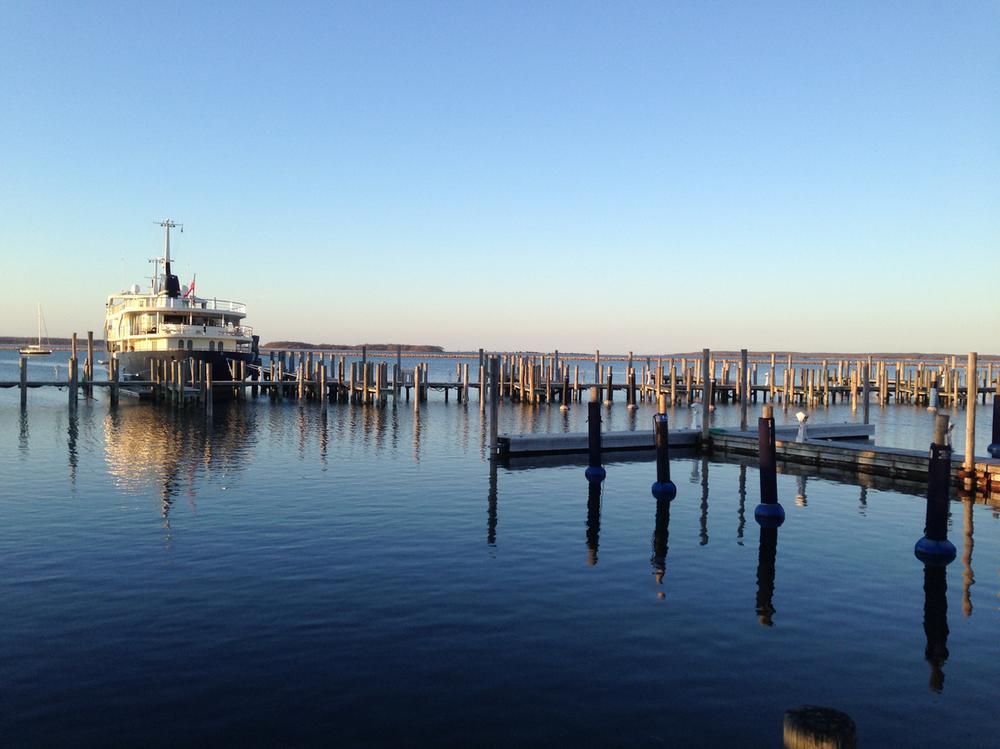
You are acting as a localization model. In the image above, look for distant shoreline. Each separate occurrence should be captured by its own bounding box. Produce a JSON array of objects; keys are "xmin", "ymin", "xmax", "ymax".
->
[{"xmin": 1, "ymin": 338, "xmax": 995, "ymax": 362}]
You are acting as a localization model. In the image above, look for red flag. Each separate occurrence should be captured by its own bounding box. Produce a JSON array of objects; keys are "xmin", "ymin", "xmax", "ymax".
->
[{"xmin": 183, "ymin": 274, "xmax": 196, "ymax": 299}]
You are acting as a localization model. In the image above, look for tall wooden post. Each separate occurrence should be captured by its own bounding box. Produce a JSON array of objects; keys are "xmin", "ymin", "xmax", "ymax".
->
[
  {"xmin": 740, "ymin": 348, "xmax": 749, "ymax": 431},
  {"xmin": 964, "ymin": 352, "xmax": 977, "ymax": 473},
  {"xmin": 19, "ymin": 356, "xmax": 27, "ymax": 408},
  {"xmin": 700, "ymin": 348, "xmax": 711, "ymax": 444}
]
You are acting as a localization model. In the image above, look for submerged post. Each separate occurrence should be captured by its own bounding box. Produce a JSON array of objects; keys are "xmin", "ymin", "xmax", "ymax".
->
[
  {"xmin": 915, "ymin": 414, "xmax": 956, "ymax": 563},
  {"xmin": 585, "ymin": 387, "xmax": 606, "ymax": 482},
  {"xmin": 652, "ymin": 395, "xmax": 676, "ymax": 500},
  {"xmin": 755, "ymin": 404, "xmax": 785, "ymax": 527}
]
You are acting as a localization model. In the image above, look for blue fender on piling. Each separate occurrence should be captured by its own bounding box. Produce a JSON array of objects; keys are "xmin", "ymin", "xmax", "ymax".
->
[
  {"xmin": 754, "ymin": 502, "xmax": 785, "ymax": 528},
  {"xmin": 651, "ymin": 412, "xmax": 676, "ymax": 500},
  {"xmin": 989, "ymin": 443, "xmax": 1000, "ymax": 459},
  {"xmin": 651, "ymin": 480, "xmax": 677, "ymax": 501},
  {"xmin": 755, "ymin": 409, "xmax": 784, "ymax": 527},
  {"xmin": 585, "ymin": 465, "xmax": 607, "ymax": 483},
  {"xmin": 914, "ymin": 537, "xmax": 956, "ymax": 565}
]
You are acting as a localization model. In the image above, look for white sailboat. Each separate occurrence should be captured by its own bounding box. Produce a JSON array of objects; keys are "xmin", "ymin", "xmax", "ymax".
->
[{"xmin": 20, "ymin": 304, "xmax": 53, "ymax": 356}]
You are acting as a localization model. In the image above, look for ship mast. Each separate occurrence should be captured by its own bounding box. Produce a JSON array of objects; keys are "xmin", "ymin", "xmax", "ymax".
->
[{"xmin": 155, "ymin": 219, "xmax": 183, "ymax": 297}]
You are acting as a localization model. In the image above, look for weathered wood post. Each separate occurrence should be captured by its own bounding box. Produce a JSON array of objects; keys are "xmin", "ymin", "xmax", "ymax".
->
[
  {"xmin": 652, "ymin": 394, "xmax": 676, "ymax": 500},
  {"xmin": 19, "ymin": 356, "xmax": 27, "ymax": 408},
  {"xmin": 740, "ymin": 348, "xmax": 749, "ymax": 431},
  {"xmin": 319, "ymin": 359, "xmax": 327, "ymax": 404},
  {"xmin": 755, "ymin": 404, "xmax": 785, "ymax": 526},
  {"xmin": 85, "ymin": 330, "xmax": 95, "ymax": 396},
  {"xmin": 603, "ymin": 366, "xmax": 613, "ymax": 407},
  {"xmin": 700, "ymin": 348, "xmax": 711, "ymax": 445},
  {"xmin": 68, "ymin": 355, "xmax": 78, "ymax": 410},
  {"xmin": 963, "ymin": 352, "xmax": 977, "ymax": 474},
  {"xmin": 413, "ymin": 365, "xmax": 422, "ymax": 405},
  {"xmin": 914, "ymin": 414, "xmax": 957, "ymax": 563},
  {"xmin": 783, "ymin": 706, "xmax": 857, "ymax": 749},
  {"xmin": 479, "ymin": 362, "xmax": 486, "ymax": 412},
  {"xmin": 585, "ymin": 387, "xmax": 606, "ymax": 482},
  {"xmin": 862, "ymin": 363, "xmax": 871, "ymax": 424},
  {"xmin": 206, "ymin": 369, "xmax": 213, "ymax": 417},
  {"xmin": 110, "ymin": 357, "xmax": 119, "ymax": 407},
  {"xmin": 594, "ymin": 349, "xmax": 600, "ymax": 400},
  {"xmin": 489, "ymin": 356, "xmax": 500, "ymax": 458}
]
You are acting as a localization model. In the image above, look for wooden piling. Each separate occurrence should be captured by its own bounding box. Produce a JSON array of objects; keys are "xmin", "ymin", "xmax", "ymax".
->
[
  {"xmin": 964, "ymin": 352, "xmax": 977, "ymax": 473},
  {"xmin": 740, "ymin": 348, "xmax": 748, "ymax": 431},
  {"xmin": 19, "ymin": 356, "xmax": 27, "ymax": 408},
  {"xmin": 701, "ymin": 349, "xmax": 711, "ymax": 444}
]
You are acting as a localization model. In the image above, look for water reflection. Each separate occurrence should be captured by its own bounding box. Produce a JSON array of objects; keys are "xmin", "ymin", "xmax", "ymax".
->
[
  {"xmin": 737, "ymin": 464, "xmax": 746, "ymax": 545},
  {"xmin": 67, "ymin": 411, "xmax": 78, "ymax": 484},
  {"xmin": 755, "ymin": 525, "xmax": 778, "ymax": 626},
  {"xmin": 795, "ymin": 475, "xmax": 808, "ymax": 507},
  {"xmin": 651, "ymin": 498, "xmax": 671, "ymax": 598},
  {"xmin": 487, "ymin": 461, "xmax": 498, "ymax": 547},
  {"xmin": 18, "ymin": 409, "xmax": 29, "ymax": 455},
  {"xmin": 103, "ymin": 404, "xmax": 256, "ymax": 521},
  {"xmin": 586, "ymin": 481, "xmax": 602, "ymax": 566},
  {"xmin": 858, "ymin": 486, "xmax": 868, "ymax": 516},
  {"xmin": 962, "ymin": 500, "xmax": 974, "ymax": 617},
  {"xmin": 923, "ymin": 565, "xmax": 950, "ymax": 692},
  {"xmin": 699, "ymin": 458, "xmax": 709, "ymax": 546}
]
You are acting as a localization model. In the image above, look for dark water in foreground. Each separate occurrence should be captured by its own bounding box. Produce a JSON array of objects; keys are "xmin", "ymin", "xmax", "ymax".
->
[{"xmin": 2, "ymin": 377, "xmax": 999, "ymax": 746}]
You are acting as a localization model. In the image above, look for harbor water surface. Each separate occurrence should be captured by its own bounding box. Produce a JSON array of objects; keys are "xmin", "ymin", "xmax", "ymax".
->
[{"xmin": 2, "ymin": 351, "xmax": 999, "ymax": 746}]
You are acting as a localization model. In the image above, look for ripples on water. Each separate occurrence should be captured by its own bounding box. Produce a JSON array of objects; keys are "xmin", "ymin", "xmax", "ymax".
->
[{"xmin": 1, "ymin": 353, "xmax": 999, "ymax": 747}]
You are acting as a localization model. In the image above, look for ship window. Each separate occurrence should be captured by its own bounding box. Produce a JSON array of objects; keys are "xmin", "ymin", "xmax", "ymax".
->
[
  {"xmin": 187, "ymin": 340, "xmax": 193, "ymax": 351},
  {"xmin": 218, "ymin": 341, "xmax": 224, "ymax": 351},
  {"xmin": 209, "ymin": 341, "xmax": 215, "ymax": 351},
  {"xmin": 177, "ymin": 339, "xmax": 184, "ymax": 349}
]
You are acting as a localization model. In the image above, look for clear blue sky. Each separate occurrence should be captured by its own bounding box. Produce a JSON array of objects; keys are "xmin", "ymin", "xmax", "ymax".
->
[{"xmin": 2, "ymin": 1, "xmax": 997, "ymax": 353}]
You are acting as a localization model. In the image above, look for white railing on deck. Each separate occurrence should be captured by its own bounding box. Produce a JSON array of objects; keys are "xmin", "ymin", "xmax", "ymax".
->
[{"xmin": 108, "ymin": 295, "xmax": 247, "ymax": 315}]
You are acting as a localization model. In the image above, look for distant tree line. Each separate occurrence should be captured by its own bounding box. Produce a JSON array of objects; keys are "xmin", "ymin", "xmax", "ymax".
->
[{"xmin": 262, "ymin": 341, "xmax": 444, "ymax": 352}]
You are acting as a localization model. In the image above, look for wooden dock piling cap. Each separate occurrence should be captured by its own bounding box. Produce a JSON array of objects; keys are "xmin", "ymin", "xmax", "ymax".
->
[{"xmin": 783, "ymin": 705, "xmax": 856, "ymax": 749}]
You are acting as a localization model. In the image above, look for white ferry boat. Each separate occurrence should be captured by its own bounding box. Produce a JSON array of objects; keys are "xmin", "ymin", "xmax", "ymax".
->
[{"xmin": 105, "ymin": 220, "xmax": 260, "ymax": 384}]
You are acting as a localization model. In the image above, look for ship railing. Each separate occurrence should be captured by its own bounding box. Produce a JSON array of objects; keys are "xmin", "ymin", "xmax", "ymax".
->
[
  {"xmin": 107, "ymin": 296, "xmax": 247, "ymax": 315},
  {"xmin": 157, "ymin": 323, "xmax": 254, "ymax": 338}
]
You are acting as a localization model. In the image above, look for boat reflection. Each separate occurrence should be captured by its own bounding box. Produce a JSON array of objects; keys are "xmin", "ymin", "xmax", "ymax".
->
[{"xmin": 103, "ymin": 403, "xmax": 257, "ymax": 520}]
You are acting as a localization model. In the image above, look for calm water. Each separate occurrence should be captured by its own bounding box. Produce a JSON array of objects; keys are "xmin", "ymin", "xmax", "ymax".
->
[{"xmin": 2, "ymin": 351, "xmax": 999, "ymax": 746}]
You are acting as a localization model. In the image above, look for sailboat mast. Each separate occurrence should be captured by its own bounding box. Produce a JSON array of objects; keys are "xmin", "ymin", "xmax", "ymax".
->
[{"xmin": 37, "ymin": 303, "xmax": 42, "ymax": 346}]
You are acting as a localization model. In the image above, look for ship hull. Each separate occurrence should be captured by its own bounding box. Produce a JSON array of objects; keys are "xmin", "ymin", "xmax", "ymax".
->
[{"xmin": 116, "ymin": 350, "xmax": 260, "ymax": 383}]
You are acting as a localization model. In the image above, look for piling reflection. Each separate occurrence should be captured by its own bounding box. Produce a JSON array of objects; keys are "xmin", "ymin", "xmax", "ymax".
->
[
  {"xmin": 18, "ymin": 409, "xmax": 29, "ymax": 454},
  {"xmin": 795, "ymin": 475, "xmax": 807, "ymax": 507},
  {"xmin": 962, "ymin": 500, "xmax": 974, "ymax": 617},
  {"xmin": 487, "ymin": 461, "xmax": 498, "ymax": 546},
  {"xmin": 67, "ymin": 411, "xmax": 78, "ymax": 484},
  {"xmin": 699, "ymin": 458, "xmax": 709, "ymax": 546},
  {"xmin": 651, "ymin": 498, "xmax": 671, "ymax": 597},
  {"xmin": 586, "ymin": 480, "xmax": 602, "ymax": 566},
  {"xmin": 737, "ymin": 464, "xmax": 746, "ymax": 545},
  {"xmin": 755, "ymin": 525, "xmax": 778, "ymax": 626},
  {"xmin": 923, "ymin": 564, "xmax": 950, "ymax": 692}
]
